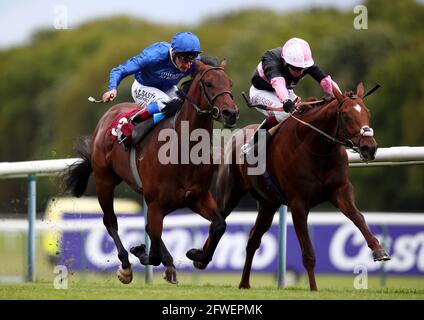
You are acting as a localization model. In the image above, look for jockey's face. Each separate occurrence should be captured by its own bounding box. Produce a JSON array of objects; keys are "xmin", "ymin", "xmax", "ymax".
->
[
  {"xmin": 175, "ymin": 54, "xmax": 195, "ymax": 72},
  {"xmin": 287, "ymin": 64, "xmax": 305, "ymax": 78}
]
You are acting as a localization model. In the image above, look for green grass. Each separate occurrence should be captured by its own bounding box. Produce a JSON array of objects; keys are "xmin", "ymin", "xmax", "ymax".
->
[
  {"xmin": 1, "ymin": 273, "xmax": 423, "ymax": 300},
  {"xmin": 1, "ymin": 234, "xmax": 423, "ymax": 300}
]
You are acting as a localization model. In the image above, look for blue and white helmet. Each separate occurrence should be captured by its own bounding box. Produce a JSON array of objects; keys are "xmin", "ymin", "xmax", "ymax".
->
[{"xmin": 171, "ymin": 32, "xmax": 201, "ymax": 55}]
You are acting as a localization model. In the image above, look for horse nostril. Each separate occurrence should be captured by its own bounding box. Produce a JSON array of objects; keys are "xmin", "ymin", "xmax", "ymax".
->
[
  {"xmin": 360, "ymin": 144, "xmax": 377, "ymax": 160},
  {"xmin": 222, "ymin": 108, "xmax": 238, "ymax": 123},
  {"xmin": 360, "ymin": 145, "xmax": 369, "ymax": 155}
]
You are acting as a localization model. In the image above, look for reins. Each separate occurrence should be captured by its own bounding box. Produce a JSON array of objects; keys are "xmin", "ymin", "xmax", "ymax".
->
[
  {"xmin": 291, "ymin": 97, "xmax": 361, "ymax": 151},
  {"xmin": 241, "ymin": 91, "xmax": 364, "ymax": 153}
]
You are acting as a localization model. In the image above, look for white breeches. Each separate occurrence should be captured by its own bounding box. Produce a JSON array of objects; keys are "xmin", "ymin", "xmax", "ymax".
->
[
  {"xmin": 131, "ymin": 80, "xmax": 178, "ymax": 111},
  {"xmin": 249, "ymin": 85, "xmax": 297, "ymax": 123}
]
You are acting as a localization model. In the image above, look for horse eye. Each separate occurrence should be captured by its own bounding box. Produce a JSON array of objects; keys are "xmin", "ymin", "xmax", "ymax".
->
[
  {"xmin": 343, "ymin": 114, "xmax": 352, "ymax": 122},
  {"xmin": 205, "ymin": 82, "xmax": 213, "ymax": 88}
]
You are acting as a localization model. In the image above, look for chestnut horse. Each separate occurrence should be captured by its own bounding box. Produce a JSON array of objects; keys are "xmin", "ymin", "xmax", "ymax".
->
[
  {"xmin": 64, "ymin": 58, "xmax": 239, "ymax": 284},
  {"xmin": 197, "ymin": 83, "xmax": 390, "ymax": 290}
]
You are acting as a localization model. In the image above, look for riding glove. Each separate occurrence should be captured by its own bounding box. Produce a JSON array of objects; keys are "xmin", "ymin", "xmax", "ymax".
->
[{"xmin": 283, "ymin": 100, "xmax": 295, "ymax": 113}]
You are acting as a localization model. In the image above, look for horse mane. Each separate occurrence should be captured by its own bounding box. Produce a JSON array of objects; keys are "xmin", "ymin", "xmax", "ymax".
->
[
  {"xmin": 162, "ymin": 55, "xmax": 221, "ymax": 116},
  {"xmin": 294, "ymin": 90, "xmax": 359, "ymax": 118},
  {"xmin": 295, "ymin": 96, "xmax": 334, "ymax": 116}
]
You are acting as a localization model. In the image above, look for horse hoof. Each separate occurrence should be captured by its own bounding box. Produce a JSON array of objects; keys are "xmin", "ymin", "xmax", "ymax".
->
[
  {"xmin": 116, "ymin": 265, "xmax": 133, "ymax": 284},
  {"xmin": 238, "ymin": 283, "xmax": 251, "ymax": 289},
  {"xmin": 163, "ymin": 266, "xmax": 178, "ymax": 284},
  {"xmin": 130, "ymin": 244, "xmax": 146, "ymax": 258},
  {"xmin": 186, "ymin": 248, "xmax": 203, "ymax": 261},
  {"xmin": 373, "ymin": 249, "xmax": 391, "ymax": 261},
  {"xmin": 193, "ymin": 261, "xmax": 208, "ymax": 270}
]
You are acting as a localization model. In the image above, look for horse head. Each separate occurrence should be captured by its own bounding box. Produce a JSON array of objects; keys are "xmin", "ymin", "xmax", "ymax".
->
[
  {"xmin": 333, "ymin": 83, "xmax": 378, "ymax": 161},
  {"xmin": 190, "ymin": 60, "xmax": 239, "ymax": 128}
]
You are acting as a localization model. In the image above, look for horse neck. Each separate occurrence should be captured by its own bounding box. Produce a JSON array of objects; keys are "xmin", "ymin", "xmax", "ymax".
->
[
  {"xmin": 296, "ymin": 99, "xmax": 340, "ymax": 150},
  {"xmin": 176, "ymin": 80, "xmax": 214, "ymax": 133}
]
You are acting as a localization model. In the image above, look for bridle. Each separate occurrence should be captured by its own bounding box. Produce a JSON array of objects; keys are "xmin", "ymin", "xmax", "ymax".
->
[
  {"xmin": 292, "ymin": 96, "xmax": 374, "ymax": 155},
  {"xmin": 334, "ymin": 97, "xmax": 374, "ymax": 154},
  {"xmin": 179, "ymin": 66, "xmax": 234, "ymax": 120}
]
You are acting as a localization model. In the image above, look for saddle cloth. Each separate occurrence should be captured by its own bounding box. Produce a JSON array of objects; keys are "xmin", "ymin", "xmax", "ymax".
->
[{"xmin": 108, "ymin": 107, "xmax": 140, "ymax": 140}]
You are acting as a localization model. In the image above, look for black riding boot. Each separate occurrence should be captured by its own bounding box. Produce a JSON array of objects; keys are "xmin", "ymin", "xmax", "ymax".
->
[{"xmin": 131, "ymin": 118, "xmax": 156, "ymax": 146}]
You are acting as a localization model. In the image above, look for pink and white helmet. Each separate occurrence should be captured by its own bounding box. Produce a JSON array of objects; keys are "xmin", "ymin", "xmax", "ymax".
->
[{"xmin": 282, "ymin": 37, "xmax": 314, "ymax": 69}]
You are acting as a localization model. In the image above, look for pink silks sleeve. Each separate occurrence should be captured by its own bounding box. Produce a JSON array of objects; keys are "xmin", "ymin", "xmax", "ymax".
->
[
  {"xmin": 270, "ymin": 77, "xmax": 289, "ymax": 102},
  {"xmin": 320, "ymin": 76, "xmax": 341, "ymax": 96}
]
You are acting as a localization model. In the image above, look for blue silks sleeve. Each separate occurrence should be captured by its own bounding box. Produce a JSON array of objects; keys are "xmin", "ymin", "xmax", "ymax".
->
[{"xmin": 108, "ymin": 54, "xmax": 147, "ymax": 90}]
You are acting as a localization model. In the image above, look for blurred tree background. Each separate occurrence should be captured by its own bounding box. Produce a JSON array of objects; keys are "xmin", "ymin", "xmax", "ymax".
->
[{"xmin": 0, "ymin": 0, "xmax": 423, "ymax": 213}]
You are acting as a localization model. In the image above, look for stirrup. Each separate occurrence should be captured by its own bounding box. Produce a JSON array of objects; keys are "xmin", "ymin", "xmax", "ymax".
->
[
  {"xmin": 241, "ymin": 141, "xmax": 254, "ymax": 155},
  {"xmin": 241, "ymin": 132, "xmax": 256, "ymax": 155},
  {"xmin": 117, "ymin": 133, "xmax": 130, "ymax": 151}
]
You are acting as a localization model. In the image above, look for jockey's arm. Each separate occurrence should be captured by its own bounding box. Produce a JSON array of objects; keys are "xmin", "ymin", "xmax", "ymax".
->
[
  {"xmin": 307, "ymin": 65, "xmax": 341, "ymax": 96},
  {"xmin": 108, "ymin": 54, "xmax": 146, "ymax": 90},
  {"xmin": 104, "ymin": 53, "xmax": 148, "ymax": 102},
  {"xmin": 261, "ymin": 50, "xmax": 290, "ymax": 103}
]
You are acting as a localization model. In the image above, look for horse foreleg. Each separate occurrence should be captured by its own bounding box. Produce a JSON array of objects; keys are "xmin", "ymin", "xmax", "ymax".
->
[
  {"xmin": 330, "ymin": 183, "xmax": 390, "ymax": 261},
  {"xmin": 143, "ymin": 202, "xmax": 165, "ymax": 266},
  {"xmin": 95, "ymin": 174, "xmax": 132, "ymax": 284},
  {"xmin": 186, "ymin": 163, "xmax": 246, "ymax": 270},
  {"xmin": 239, "ymin": 201, "xmax": 277, "ymax": 289},
  {"xmin": 290, "ymin": 200, "xmax": 317, "ymax": 291},
  {"xmin": 186, "ymin": 192, "xmax": 226, "ymax": 270}
]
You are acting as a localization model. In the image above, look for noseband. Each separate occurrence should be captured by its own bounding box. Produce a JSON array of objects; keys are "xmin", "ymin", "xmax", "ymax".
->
[
  {"xmin": 335, "ymin": 97, "xmax": 374, "ymax": 153},
  {"xmin": 179, "ymin": 66, "xmax": 234, "ymax": 120}
]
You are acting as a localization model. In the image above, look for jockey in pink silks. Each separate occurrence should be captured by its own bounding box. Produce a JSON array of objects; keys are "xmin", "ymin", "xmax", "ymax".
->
[{"xmin": 242, "ymin": 37, "xmax": 341, "ymax": 154}]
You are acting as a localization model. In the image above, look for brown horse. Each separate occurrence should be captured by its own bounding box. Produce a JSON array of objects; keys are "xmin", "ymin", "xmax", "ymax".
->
[
  {"xmin": 63, "ymin": 58, "xmax": 239, "ymax": 284},
  {"xmin": 196, "ymin": 83, "xmax": 390, "ymax": 291}
]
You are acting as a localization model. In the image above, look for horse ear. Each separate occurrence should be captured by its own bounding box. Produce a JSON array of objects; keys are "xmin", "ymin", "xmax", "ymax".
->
[
  {"xmin": 195, "ymin": 60, "xmax": 207, "ymax": 72},
  {"xmin": 220, "ymin": 59, "xmax": 227, "ymax": 69},
  {"xmin": 356, "ymin": 82, "xmax": 365, "ymax": 98},
  {"xmin": 332, "ymin": 83, "xmax": 344, "ymax": 103}
]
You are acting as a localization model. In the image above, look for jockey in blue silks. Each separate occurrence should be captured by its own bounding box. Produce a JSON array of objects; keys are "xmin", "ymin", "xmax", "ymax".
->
[{"xmin": 102, "ymin": 31, "xmax": 201, "ymax": 148}]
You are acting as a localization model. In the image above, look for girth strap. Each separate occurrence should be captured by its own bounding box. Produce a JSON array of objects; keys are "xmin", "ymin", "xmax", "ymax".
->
[{"xmin": 130, "ymin": 147, "xmax": 143, "ymax": 192}]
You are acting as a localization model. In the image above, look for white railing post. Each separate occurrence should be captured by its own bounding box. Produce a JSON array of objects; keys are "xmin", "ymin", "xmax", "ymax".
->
[
  {"xmin": 27, "ymin": 174, "xmax": 36, "ymax": 282},
  {"xmin": 277, "ymin": 205, "xmax": 288, "ymax": 288}
]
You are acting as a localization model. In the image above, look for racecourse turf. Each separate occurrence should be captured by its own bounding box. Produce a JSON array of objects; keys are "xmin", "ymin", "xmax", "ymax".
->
[{"xmin": 0, "ymin": 273, "xmax": 423, "ymax": 300}]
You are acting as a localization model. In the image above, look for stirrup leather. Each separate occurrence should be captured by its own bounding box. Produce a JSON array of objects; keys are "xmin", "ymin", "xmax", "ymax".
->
[{"xmin": 117, "ymin": 132, "xmax": 130, "ymax": 151}]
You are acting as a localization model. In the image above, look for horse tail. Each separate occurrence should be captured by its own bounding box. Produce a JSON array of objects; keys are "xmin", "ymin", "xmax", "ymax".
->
[{"xmin": 63, "ymin": 136, "xmax": 93, "ymax": 197}]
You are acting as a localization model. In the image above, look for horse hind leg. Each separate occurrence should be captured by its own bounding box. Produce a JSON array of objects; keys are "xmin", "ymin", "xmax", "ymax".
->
[
  {"xmin": 95, "ymin": 172, "xmax": 132, "ymax": 284},
  {"xmin": 290, "ymin": 200, "xmax": 318, "ymax": 291},
  {"xmin": 239, "ymin": 201, "xmax": 277, "ymax": 289}
]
